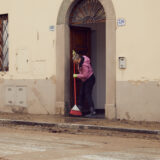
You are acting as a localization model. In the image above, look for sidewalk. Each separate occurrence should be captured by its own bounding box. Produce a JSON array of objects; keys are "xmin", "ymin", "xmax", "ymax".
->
[{"xmin": 0, "ymin": 112, "xmax": 160, "ymax": 135}]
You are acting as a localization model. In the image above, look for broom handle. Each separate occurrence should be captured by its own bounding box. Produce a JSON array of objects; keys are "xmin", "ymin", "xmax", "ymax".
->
[{"xmin": 74, "ymin": 63, "xmax": 77, "ymax": 105}]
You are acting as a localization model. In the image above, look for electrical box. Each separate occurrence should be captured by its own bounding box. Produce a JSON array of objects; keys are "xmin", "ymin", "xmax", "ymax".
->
[
  {"xmin": 5, "ymin": 86, "xmax": 27, "ymax": 107},
  {"xmin": 15, "ymin": 86, "xmax": 27, "ymax": 107},
  {"xmin": 5, "ymin": 86, "xmax": 15, "ymax": 106},
  {"xmin": 119, "ymin": 57, "xmax": 126, "ymax": 69}
]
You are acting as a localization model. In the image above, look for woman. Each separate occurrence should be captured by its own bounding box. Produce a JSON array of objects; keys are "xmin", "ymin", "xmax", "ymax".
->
[{"xmin": 72, "ymin": 51, "xmax": 96, "ymax": 117}]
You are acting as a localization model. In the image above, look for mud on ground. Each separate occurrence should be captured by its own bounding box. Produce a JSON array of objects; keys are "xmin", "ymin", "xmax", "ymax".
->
[
  {"xmin": 0, "ymin": 112, "xmax": 160, "ymax": 131},
  {"xmin": 0, "ymin": 121, "xmax": 160, "ymax": 141}
]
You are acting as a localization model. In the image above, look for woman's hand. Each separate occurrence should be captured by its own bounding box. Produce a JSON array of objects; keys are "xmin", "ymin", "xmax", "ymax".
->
[{"xmin": 73, "ymin": 74, "xmax": 78, "ymax": 78}]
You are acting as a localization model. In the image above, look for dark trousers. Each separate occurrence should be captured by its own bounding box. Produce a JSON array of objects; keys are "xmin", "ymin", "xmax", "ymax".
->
[{"xmin": 79, "ymin": 74, "xmax": 95, "ymax": 113}]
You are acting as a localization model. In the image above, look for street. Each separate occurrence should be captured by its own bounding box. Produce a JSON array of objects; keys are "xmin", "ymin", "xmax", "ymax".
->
[{"xmin": 0, "ymin": 126, "xmax": 160, "ymax": 160}]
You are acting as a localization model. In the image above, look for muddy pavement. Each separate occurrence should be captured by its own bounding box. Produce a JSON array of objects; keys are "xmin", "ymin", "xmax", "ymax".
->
[
  {"xmin": 0, "ymin": 126, "xmax": 160, "ymax": 160},
  {"xmin": 0, "ymin": 113, "xmax": 160, "ymax": 140},
  {"xmin": 1, "ymin": 113, "xmax": 160, "ymax": 131},
  {"xmin": 0, "ymin": 112, "xmax": 160, "ymax": 140},
  {"xmin": 0, "ymin": 118, "xmax": 160, "ymax": 140}
]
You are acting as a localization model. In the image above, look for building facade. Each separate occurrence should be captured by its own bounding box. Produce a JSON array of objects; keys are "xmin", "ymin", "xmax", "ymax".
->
[{"xmin": 0, "ymin": 0, "xmax": 160, "ymax": 121}]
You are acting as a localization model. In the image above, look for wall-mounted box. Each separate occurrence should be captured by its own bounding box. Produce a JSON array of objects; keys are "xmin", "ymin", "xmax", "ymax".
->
[
  {"xmin": 15, "ymin": 86, "xmax": 27, "ymax": 107},
  {"xmin": 119, "ymin": 57, "xmax": 126, "ymax": 69},
  {"xmin": 5, "ymin": 86, "xmax": 15, "ymax": 106},
  {"xmin": 5, "ymin": 86, "xmax": 27, "ymax": 107}
]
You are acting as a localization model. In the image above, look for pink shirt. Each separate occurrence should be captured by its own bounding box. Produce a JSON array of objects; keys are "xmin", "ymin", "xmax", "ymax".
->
[{"xmin": 77, "ymin": 56, "xmax": 93, "ymax": 82}]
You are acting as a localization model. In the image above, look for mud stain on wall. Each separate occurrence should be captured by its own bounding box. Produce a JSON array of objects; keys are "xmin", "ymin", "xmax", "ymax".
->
[
  {"xmin": 28, "ymin": 99, "xmax": 36, "ymax": 106},
  {"xmin": 0, "ymin": 79, "xmax": 4, "ymax": 84},
  {"xmin": 156, "ymin": 81, "xmax": 160, "ymax": 87},
  {"xmin": 12, "ymin": 106, "xmax": 27, "ymax": 114},
  {"xmin": 50, "ymin": 75, "xmax": 56, "ymax": 84},
  {"xmin": 32, "ymin": 87, "xmax": 49, "ymax": 114},
  {"xmin": 125, "ymin": 112, "xmax": 131, "ymax": 120},
  {"xmin": 128, "ymin": 79, "xmax": 160, "ymax": 87},
  {"xmin": 128, "ymin": 80, "xmax": 149, "ymax": 85},
  {"xmin": 34, "ymin": 80, "xmax": 37, "ymax": 85}
]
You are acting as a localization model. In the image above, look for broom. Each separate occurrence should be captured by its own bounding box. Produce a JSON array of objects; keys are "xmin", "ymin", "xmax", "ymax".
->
[{"xmin": 70, "ymin": 61, "xmax": 82, "ymax": 116}]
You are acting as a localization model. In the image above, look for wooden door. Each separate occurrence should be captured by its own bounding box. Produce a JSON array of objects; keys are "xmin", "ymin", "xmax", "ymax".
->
[
  {"xmin": 70, "ymin": 26, "xmax": 91, "ymax": 112},
  {"xmin": 0, "ymin": 20, "xmax": 3, "ymax": 70}
]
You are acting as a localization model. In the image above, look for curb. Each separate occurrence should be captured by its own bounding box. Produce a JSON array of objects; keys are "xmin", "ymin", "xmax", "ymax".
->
[{"xmin": 0, "ymin": 119, "xmax": 160, "ymax": 135}]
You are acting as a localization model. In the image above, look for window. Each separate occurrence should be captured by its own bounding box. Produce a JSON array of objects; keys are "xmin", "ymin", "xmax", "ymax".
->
[{"xmin": 0, "ymin": 14, "xmax": 8, "ymax": 71}]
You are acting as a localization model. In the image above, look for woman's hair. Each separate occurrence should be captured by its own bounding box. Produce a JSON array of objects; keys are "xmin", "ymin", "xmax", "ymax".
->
[{"xmin": 72, "ymin": 53, "xmax": 81, "ymax": 61}]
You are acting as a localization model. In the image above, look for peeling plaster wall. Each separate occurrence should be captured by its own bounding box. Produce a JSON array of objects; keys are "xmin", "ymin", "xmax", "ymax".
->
[
  {"xmin": 114, "ymin": 0, "xmax": 160, "ymax": 121},
  {"xmin": 0, "ymin": 79, "xmax": 56, "ymax": 114},
  {"xmin": 0, "ymin": 0, "xmax": 160, "ymax": 120},
  {"xmin": 4, "ymin": 0, "xmax": 62, "ymax": 79},
  {"xmin": 0, "ymin": 0, "xmax": 64, "ymax": 114},
  {"xmin": 117, "ymin": 81, "xmax": 160, "ymax": 121}
]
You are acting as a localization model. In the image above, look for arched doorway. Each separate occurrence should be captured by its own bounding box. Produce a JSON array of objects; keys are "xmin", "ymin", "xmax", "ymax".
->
[
  {"xmin": 69, "ymin": 0, "xmax": 106, "ymax": 115},
  {"xmin": 56, "ymin": 0, "xmax": 116, "ymax": 119}
]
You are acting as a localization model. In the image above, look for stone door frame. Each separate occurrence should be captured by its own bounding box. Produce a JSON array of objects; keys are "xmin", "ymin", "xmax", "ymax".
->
[{"xmin": 56, "ymin": 0, "xmax": 116, "ymax": 119}]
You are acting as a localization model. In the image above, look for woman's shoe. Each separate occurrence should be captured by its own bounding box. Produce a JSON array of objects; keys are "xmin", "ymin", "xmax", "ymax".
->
[{"xmin": 84, "ymin": 111, "xmax": 96, "ymax": 118}]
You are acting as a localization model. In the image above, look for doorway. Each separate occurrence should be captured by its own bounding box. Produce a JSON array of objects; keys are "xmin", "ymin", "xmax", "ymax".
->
[
  {"xmin": 56, "ymin": 0, "xmax": 116, "ymax": 119},
  {"xmin": 70, "ymin": 26, "xmax": 91, "ymax": 113},
  {"xmin": 69, "ymin": 0, "xmax": 106, "ymax": 116}
]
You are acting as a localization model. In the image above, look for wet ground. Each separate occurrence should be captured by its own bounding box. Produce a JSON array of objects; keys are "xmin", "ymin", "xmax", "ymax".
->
[
  {"xmin": 0, "ymin": 112, "xmax": 160, "ymax": 131},
  {"xmin": 0, "ymin": 126, "xmax": 160, "ymax": 160}
]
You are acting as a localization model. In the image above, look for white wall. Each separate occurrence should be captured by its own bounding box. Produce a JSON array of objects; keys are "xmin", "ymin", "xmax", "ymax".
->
[
  {"xmin": 0, "ymin": 0, "xmax": 64, "ymax": 114},
  {"xmin": 113, "ymin": 0, "xmax": 160, "ymax": 82},
  {"xmin": 91, "ymin": 23, "xmax": 106, "ymax": 109},
  {"xmin": 1, "ymin": 0, "xmax": 160, "ymax": 83},
  {"xmin": 0, "ymin": 0, "xmax": 64, "ymax": 80},
  {"xmin": 112, "ymin": 0, "xmax": 160, "ymax": 121},
  {"xmin": 1, "ymin": 0, "xmax": 160, "ymax": 120}
]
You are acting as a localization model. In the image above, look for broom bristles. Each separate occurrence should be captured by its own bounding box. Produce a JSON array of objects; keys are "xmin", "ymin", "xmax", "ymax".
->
[{"xmin": 70, "ymin": 105, "xmax": 82, "ymax": 116}]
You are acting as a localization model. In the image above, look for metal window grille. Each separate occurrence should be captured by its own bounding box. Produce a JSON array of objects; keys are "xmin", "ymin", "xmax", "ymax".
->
[
  {"xmin": 70, "ymin": 0, "xmax": 106, "ymax": 25},
  {"xmin": 0, "ymin": 14, "xmax": 8, "ymax": 71}
]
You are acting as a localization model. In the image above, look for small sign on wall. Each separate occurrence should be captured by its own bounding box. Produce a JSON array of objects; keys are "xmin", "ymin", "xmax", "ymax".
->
[
  {"xmin": 49, "ymin": 25, "xmax": 55, "ymax": 31},
  {"xmin": 119, "ymin": 57, "xmax": 126, "ymax": 69},
  {"xmin": 117, "ymin": 18, "xmax": 126, "ymax": 27}
]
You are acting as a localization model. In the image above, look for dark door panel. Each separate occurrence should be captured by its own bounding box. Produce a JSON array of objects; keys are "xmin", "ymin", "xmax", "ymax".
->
[{"xmin": 70, "ymin": 26, "xmax": 91, "ymax": 112}]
